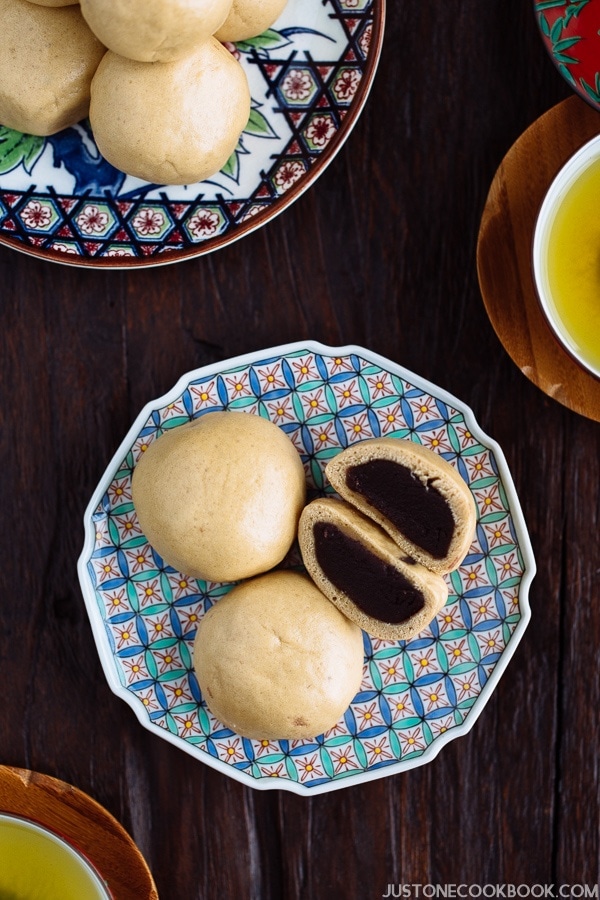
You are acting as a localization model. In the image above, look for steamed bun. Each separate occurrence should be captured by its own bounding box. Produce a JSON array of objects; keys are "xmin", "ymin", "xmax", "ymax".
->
[
  {"xmin": 131, "ymin": 411, "xmax": 306, "ymax": 582},
  {"xmin": 194, "ymin": 571, "xmax": 365, "ymax": 740},
  {"xmin": 80, "ymin": 0, "xmax": 233, "ymax": 63},
  {"xmin": 0, "ymin": 0, "xmax": 104, "ymax": 135},
  {"xmin": 89, "ymin": 38, "xmax": 250, "ymax": 184}
]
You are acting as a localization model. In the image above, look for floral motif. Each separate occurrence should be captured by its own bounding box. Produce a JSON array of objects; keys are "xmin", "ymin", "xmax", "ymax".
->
[
  {"xmin": 131, "ymin": 208, "xmax": 165, "ymax": 237},
  {"xmin": 267, "ymin": 396, "xmax": 295, "ymax": 423},
  {"xmin": 331, "ymin": 745, "xmax": 359, "ymax": 774},
  {"xmin": 256, "ymin": 364, "xmax": 285, "ymax": 393},
  {"xmin": 359, "ymin": 22, "xmax": 372, "ymax": 57},
  {"xmin": 186, "ymin": 208, "xmax": 221, "ymax": 239},
  {"xmin": 76, "ymin": 204, "xmax": 110, "ymax": 235},
  {"xmin": 189, "ymin": 380, "xmax": 218, "ymax": 410},
  {"xmin": 304, "ymin": 114, "xmax": 336, "ymax": 148},
  {"xmin": 173, "ymin": 710, "xmax": 203, "ymax": 738},
  {"xmin": 281, "ymin": 68, "xmax": 314, "ymax": 102},
  {"xmin": 273, "ymin": 159, "xmax": 306, "ymax": 192},
  {"xmin": 332, "ymin": 68, "xmax": 361, "ymax": 102},
  {"xmin": 20, "ymin": 199, "xmax": 53, "ymax": 230},
  {"xmin": 50, "ymin": 242, "xmax": 79, "ymax": 254},
  {"xmin": 399, "ymin": 727, "xmax": 426, "ymax": 755},
  {"xmin": 103, "ymin": 247, "xmax": 134, "ymax": 257},
  {"xmin": 300, "ymin": 388, "xmax": 329, "ymax": 418}
]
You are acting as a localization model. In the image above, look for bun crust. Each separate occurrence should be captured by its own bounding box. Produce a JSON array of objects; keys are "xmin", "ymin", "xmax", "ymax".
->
[
  {"xmin": 89, "ymin": 38, "xmax": 250, "ymax": 184},
  {"xmin": 131, "ymin": 411, "xmax": 306, "ymax": 583},
  {"xmin": 0, "ymin": 0, "xmax": 104, "ymax": 135},
  {"xmin": 299, "ymin": 497, "xmax": 448, "ymax": 641},
  {"xmin": 325, "ymin": 438, "xmax": 476, "ymax": 575},
  {"xmin": 80, "ymin": 0, "xmax": 233, "ymax": 63},
  {"xmin": 193, "ymin": 571, "xmax": 365, "ymax": 740}
]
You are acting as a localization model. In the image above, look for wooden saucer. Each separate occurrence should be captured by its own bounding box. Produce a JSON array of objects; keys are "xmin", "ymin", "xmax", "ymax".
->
[
  {"xmin": 0, "ymin": 766, "xmax": 158, "ymax": 900},
  {"xmin": 477, "ymin": 95, "xmax": 600, "ymax": 422}
]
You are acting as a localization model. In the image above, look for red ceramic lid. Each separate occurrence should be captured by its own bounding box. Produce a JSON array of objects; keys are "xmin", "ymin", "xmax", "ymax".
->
[{"xmin": 535, "ymin": 0, "xmax": 600, "ymax": 110}]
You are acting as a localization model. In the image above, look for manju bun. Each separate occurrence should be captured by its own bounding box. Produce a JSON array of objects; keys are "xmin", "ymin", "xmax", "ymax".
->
[
  {"xmin": 79, "ymin": 0, "xmax": 233, "ymax": 63},
  {"xmin": 299, "ymin": 497, "xmax": 448, "ymax": 641},
  {"xmin": 326, "ymin": 438, "xmax": 477, "ymax": 575},
  {"xmin": 193, "ymin": 571, "xmax": 364, "ymax": 740},
  {"xmin": 89, "ymin": 38, "xmax": 250, "ymax": 184},
  {"xmin": 131, "ymin": 411, "xmax": 306, "ymax": 583},
  {"xmin": 0, "ymin": 0, "xmax": 104, "ymax": 135}
]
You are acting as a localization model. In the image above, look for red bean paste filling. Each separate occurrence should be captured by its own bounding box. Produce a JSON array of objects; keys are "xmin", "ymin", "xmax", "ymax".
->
[
  {"xmin": 313, "ymin": 522, "xmax": 425, "ymax": 624},
  {"xmin": 345, "ymin": 459, "xmax": 454, "ymax": 559}
]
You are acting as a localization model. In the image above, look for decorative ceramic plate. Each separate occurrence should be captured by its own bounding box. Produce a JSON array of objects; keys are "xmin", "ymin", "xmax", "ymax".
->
[
  {"xmin": 77, "ymin": 342, "xmax": 535, "ymax": 795},
  {"xmin": 534, "ymin": 0, "xmax": 600, "ymax": 110},
  {"xmin": 0, "ymin": 0, "xmax": 383, "ymax": 268}
]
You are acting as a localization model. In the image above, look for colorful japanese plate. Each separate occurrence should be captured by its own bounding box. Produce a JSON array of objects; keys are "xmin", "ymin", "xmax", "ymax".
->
[
  {"xmin": 0, "ymin": 0, "xmax": 383, "ymax": 268},
  {"xmin": 77, "ymin": 342, "xmax": 535, "ymax": 795},
  {"xmin": 534, "ymin": 0, "xmax": 600, "ymax": 110}
]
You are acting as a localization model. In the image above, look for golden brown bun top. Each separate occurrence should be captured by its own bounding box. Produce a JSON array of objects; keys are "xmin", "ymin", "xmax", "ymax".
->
[
  {"xmin": 0, "ymin": 0, "xmax": 105, "ymax": 136},
  {"xmin": 131, "ymin": 411, "xmax": 306, "ymax": 583},
  {"xmin": 89, "ymin": 38, "xmax": 250, "ymax": 185},
  {"xmin": 193, "ymin": 570, "xmax": 364, "ymax": 740},
  {"xmin": 80, "ymin": 0, "xmax": 233, "ymax": 62}
]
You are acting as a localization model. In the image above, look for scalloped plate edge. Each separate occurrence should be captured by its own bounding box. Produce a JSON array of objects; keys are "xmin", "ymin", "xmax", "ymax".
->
[{"xmin": 77, "ymin": 340, "xmax": 535, "ymax": 795}]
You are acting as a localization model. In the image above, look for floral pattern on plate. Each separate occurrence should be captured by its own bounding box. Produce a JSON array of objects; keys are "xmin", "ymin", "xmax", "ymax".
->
[
  {"xmin": 78, "ymin": 342, "xmax": 535, "ymax": 795},
  {"xmin": 0, "ymin": 0, "xmax": 383, "ymax": 267}
]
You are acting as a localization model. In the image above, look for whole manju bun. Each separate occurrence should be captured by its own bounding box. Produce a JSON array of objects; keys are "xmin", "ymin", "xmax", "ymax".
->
[
  {"xmin": 131, "ymin": 411, "xmax": 306, "ymax": 583},
  {"xmin": 80, "ymin": 0, "xmax": 233, "ymax": 63},
  {"xmin": 194, "ymin": 571, "xmax": 365, "ymax": 740},
  {"xmin": 0, "ymin": 0, "xmax": 104, "ymax": 136},
  {"xmin": 89, "ymin": 37, "xmax": 251, "ymax": 184}
]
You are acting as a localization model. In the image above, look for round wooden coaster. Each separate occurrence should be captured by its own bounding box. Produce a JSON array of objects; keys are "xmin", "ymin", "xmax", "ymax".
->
[
  {"xmin": 477, "ymin": 95, "xmax": 600, "ymax": 422},
  {"xmin": 0, "ymin": 766, "xmax": 158, "ymax": 900}
]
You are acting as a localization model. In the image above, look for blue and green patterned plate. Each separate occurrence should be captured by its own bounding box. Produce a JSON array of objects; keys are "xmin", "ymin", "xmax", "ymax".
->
[
  {"xmin": 77, "ymin": 342, "xmax": 535, "ymax": 794},
  {"xmin": 0, "ymin": 0, "xmax": 383, "ymax": 268}
]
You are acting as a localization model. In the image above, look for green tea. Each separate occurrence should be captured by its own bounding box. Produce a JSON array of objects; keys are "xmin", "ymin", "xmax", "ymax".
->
[
  {"xmin": 0, "ymin": 815, "xmax": 108, "ymax": 900},
  {"xmin": 545, "ymin": 156, "xmax": 600, "ymax": 374}
]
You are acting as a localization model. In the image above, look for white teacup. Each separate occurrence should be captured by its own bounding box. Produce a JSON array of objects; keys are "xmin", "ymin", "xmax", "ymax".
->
[
  {"xmin": 532, "ymin": 134, "xmax": 600, "ymax": 381},
  {"xmin": 0, "ymin": 812, "xmax": 111, "ymax": 899}
]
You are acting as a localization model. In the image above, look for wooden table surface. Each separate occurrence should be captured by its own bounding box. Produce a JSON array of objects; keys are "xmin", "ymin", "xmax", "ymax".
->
[{"xmin": 1, "ymin": 2, "xmax": 599, "ymax": 898}]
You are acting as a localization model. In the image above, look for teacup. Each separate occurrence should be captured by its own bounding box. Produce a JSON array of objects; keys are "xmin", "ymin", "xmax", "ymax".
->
[
  {"xmin": 532, "ymin": 134, "xmax": 600, "ymax": 381},
  {"xmin": 0, "ymin": 812, "xmax": 111, "ymax": 899}
]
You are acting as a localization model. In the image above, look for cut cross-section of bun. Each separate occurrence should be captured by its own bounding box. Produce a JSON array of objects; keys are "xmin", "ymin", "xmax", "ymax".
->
[
  {"xmin": 325, "ymin": 438, "xmax": 476, "ymax": 575},
  {"xmin": 298, "ymin": 497, "xmax": 448, "ymax": 641}
]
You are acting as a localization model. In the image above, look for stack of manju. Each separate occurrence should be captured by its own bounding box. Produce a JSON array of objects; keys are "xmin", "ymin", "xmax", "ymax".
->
[{"xmin": 0, "ymin": 0, "xmax": 287, "ymax": 183}]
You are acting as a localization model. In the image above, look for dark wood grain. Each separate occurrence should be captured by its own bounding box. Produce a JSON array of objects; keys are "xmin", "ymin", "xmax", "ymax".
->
[{"xmin": 1, "ymin": 2, "xmax": 599, "ymax": 899}]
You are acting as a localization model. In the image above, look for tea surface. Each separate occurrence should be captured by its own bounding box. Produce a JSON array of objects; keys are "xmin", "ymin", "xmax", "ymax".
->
[
  {"xmin": 546, "ymin": 156, "xmax": 600, "ymax": 373},
  {"xmin": 0, "ymin": 818, "xmax": 107, "ymax": 900}
]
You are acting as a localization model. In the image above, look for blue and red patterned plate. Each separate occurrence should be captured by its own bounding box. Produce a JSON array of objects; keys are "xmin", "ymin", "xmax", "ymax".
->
[
  {"xmin": 0, "ymin": 0, "xmax": 383, "ymax": 268},
  {"xmin": 535, "ymin": 0, "xmax": 600, "ymax": 110},
  {"xmin": 77, "ymin": 342, "xmax": 535, "ymax": 795}
]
